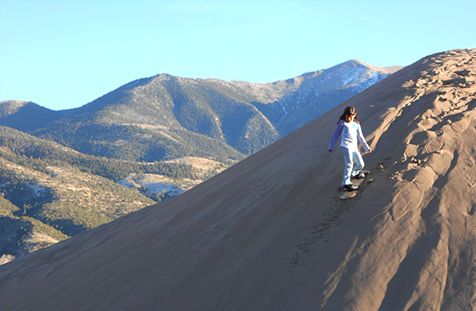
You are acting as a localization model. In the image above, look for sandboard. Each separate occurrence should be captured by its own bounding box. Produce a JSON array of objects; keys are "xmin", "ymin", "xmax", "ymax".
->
[{"xmin": 338, "ymin": 176, "xmax": 374, "ymax": 200}]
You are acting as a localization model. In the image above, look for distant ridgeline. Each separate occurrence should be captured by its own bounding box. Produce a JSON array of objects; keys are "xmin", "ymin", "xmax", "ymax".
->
[{"xmin": 0, "ymin": 60, "xmax": 396, "ymax": 162}]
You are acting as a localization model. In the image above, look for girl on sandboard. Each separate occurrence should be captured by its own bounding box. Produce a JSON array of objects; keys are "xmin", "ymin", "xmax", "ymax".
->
[{"xmin": 328, "ymin": 106, "xmax": 372, "ymax": 191}]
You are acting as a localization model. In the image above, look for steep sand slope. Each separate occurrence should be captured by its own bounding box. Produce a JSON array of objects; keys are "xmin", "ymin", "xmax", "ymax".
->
[{"xmin": 0, "ymin": 49, "xmax": 475, "ymax": 310}]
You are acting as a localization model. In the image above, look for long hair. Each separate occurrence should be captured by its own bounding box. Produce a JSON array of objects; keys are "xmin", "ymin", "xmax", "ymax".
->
[{"xmin": 338, "ymin": 106, "xmax": 359, "ymax": 123}]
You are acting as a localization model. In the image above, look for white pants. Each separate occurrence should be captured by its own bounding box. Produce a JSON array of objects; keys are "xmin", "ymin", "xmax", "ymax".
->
[{"xmin": 341, "ymin": 147, "xmax": 364, "ymax": 186}]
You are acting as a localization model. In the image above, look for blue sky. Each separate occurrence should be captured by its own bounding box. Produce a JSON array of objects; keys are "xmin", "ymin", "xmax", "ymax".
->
[{"xmin": 1, "ymin": 0, "xmax": 475, "ymax": 110}]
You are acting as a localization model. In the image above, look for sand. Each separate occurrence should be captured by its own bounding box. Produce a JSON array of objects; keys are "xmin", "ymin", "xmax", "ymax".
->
[{"xmin": 0, "ymin": 48, "xmax": 475, "ymax": 310}]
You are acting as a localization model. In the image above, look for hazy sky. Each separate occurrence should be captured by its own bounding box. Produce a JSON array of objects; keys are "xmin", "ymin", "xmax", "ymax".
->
[{"xmin": 1, "ymin": 0, "xmax": 475, "ymax": 110}]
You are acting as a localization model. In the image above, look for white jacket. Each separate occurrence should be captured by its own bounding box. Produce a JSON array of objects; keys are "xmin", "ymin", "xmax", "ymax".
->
[{"xmin": 328, "ymin": 120, "xmax": 371, "ymax": 152}]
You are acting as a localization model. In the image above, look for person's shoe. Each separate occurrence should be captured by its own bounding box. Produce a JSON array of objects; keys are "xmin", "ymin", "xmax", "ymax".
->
[
  {"xmin": 343, "ymin": 184, "xmax": 359, "ymax": 191},
  {"xmin": 352, "ymin": 170, "xmax": 370, "ymax": 179}
]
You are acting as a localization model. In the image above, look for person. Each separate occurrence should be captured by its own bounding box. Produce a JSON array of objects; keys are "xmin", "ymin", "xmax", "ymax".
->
[{"xmin": 328, "ymin": 106, "xmax": 372, "ymax": 191}]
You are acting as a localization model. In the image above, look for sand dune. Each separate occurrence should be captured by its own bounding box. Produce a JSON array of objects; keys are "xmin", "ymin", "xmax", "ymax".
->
[{"xmin": 0, "ymin": 49, "xmax": 475, "ymax": 310}]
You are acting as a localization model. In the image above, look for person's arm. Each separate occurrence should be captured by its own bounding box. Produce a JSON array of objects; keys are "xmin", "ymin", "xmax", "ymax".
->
[
  {"xmin": 328, "ymin": 121, "xmax": 343, "ymax": 151},
  {"xmin": 357, "ymin": 123, "xmax": 371, "ymax": 153}
]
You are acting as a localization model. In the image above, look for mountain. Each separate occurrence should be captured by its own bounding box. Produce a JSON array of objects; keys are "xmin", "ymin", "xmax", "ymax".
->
[
  {"xmin": 0, "ymin": 61, "xmax": 397, "ymax": 162},
  {"xmin": 0, "ymin": 48, "xmax": 473, "ymax": 310},
  {"xmin": 264, "ymin": 60, "xmax": 392, "ymax": 135},
  {"xmin": 0, "ymin": 126, "xmax": 226, "ymax": 264}
]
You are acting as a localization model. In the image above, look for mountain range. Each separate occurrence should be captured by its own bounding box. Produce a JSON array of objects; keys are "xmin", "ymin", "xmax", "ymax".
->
[{"xmin": 0, "ymin": 60, "xmax": 397, "ymax": 162}]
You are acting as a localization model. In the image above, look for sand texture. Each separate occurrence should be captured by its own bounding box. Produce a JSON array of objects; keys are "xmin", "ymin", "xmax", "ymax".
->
[{"xmin": 0, "ymin": 49, "xmax": 475, "ymax": 310}]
